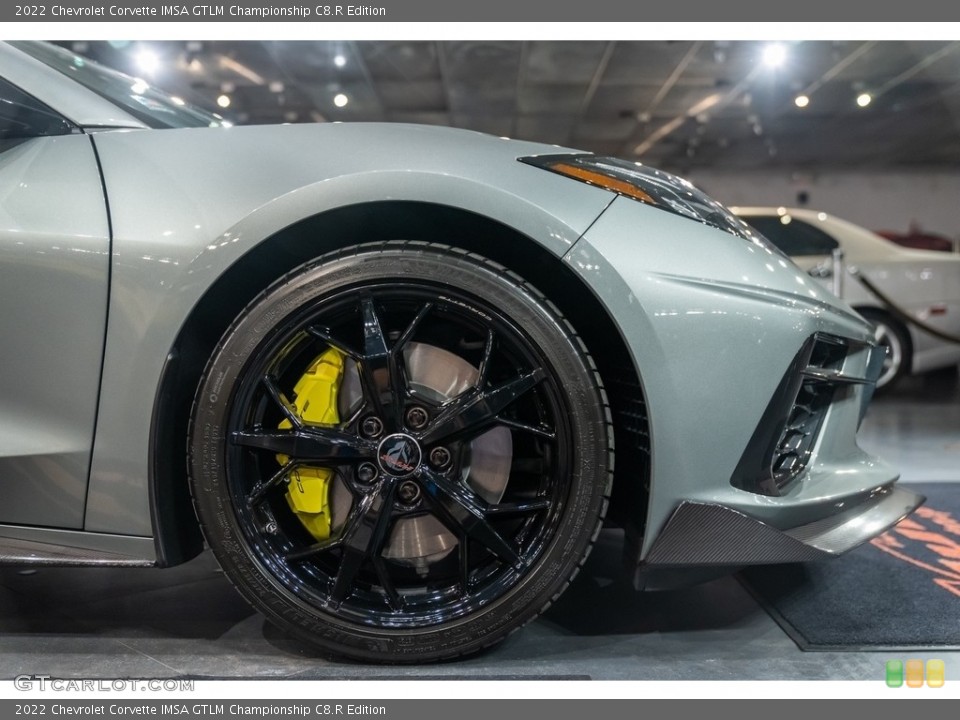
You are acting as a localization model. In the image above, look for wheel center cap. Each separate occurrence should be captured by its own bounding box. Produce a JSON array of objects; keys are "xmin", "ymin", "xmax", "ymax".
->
[{"xmin": 377, "ymin": 433, "xmax": 422, "ymax": 478}]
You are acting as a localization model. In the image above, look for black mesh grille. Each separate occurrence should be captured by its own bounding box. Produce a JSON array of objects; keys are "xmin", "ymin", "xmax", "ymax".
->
[
  {"xmin": 771, "ymin": 376, "xmax": 835, "ymax": 491},
  {"xmin": 731, "ymin": 334, "xmax": 852, "ymax": 497}
]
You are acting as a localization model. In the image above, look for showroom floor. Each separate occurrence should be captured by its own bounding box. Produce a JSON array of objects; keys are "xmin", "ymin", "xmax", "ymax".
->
[{"xmin": 1, "ymin": 370, "xmax": 957, "ymax": 683}]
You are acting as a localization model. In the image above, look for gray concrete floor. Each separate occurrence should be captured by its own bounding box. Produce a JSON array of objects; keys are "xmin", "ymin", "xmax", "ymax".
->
[{"xmin": 1, "ymin": 368, "xmax": 957, "ymax": 681}]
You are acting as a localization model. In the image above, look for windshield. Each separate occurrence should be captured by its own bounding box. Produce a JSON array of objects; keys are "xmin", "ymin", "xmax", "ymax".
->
[{"xmin": 11, "ymin": 41, "xmax": 226, "ymax": 130}]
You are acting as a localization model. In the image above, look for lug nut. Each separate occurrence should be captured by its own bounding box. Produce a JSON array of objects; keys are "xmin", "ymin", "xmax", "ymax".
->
[
  {"xmin": 360, "ymin": 416, "xmax": 384, "ymax": 438},
  {"xmin": 397, "ymin": 481, "xmax": 421, "ymax": 505},
  {"xmin": 429, "ymin": 446, "xmax": 452, "ymax": 469},
  {"xmin": 356, "ymin": 462, "xmax": 378, "ymax": 484},
  {"xmin": 406, "ymin": 406, "xmax": 429, "ymax": 429}
]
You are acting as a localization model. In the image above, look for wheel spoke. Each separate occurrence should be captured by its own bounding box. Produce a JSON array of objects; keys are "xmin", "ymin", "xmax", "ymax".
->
[
  {"xmin": 284, "ymin": 484, "xmax": 366, "ymax": 561},
  {"xmin": 247, "ymin": 460, "xmax": 297, "ymax": 507},
  {"xmin": 419, "ymin": 467, "xmax": 524, "ymax": 569},
  {"xmin": 394, "ymin": 302, "xmax": 433, "ymax": 353},
  {"xmin": 419, "ymin": 368, "xmax": 547, "ymax": 445},
  {"xmin": 285, "ymin": 536, "xmax": 342, "ymax": 562},
  {"xmin": 457, "ymin": 529, "xmax": 471, "ymax": 596},
  {"xmin": 476, "ymin": 329, "xmax": 495, "ymax": 389},
  {"xmin": 495, "ymin": 417, "xmax": 556, "ymax": 441},
  {"xmin": 263, "ymin": 375, "xmax": 302, "ymax": 428},
  {"xmin": 231, "ymin": 427, "xmax": 375, "ymax": 463},
  {"xmin": 390, "ymin": 303, "xmax": 432, "ymax": 407},
  {"xmin": 361, "ymin": 296, "xmax": 389, "ymax": 358},
  {"xmin": 328, "ymin": 478, "xmax": 399, "ymax": 608},
  {"xmin": 306, "ymin": 326, "xmax": 360, "ymax": 360},
  {"xmin": 355, "ymin": 297, "xmax": 434, "ymax": 429},
  {"xmin": 357, "ymin": 297, "xmax": 402, "ymax": 426},
  {"xmin": 372, "ymin": 556, "xmax": 404, "ymax": 611},
  {"xmin": 485, "ymin": 499, "xmax": 551, "ymax": 516},
  {"xmin": 342, "ymin": 398, "xmax": 367, "ymax": 427}
]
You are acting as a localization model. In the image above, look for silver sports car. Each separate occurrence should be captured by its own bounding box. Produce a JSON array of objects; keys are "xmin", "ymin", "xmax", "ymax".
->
[{"xmin": 0, "ymin": 41, "xmax": 922, "ymax": 662}]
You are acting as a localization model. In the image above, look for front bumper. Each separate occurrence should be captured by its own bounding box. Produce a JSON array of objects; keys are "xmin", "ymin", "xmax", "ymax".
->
[{"xmin": 565, "ymin": 196, "xmax": 913, "ymax": 577}]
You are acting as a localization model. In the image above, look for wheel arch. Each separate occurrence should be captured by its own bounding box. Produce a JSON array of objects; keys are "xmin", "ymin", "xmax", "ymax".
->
[{"xmin": 149, "ymin": 200, "xmax": 650, "ymax": 568}]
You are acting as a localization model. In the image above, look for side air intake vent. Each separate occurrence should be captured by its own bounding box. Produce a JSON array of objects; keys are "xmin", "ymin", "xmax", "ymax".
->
[{"xmin": 732, "ymin": 334, "xmax": 871, "ymax": 497}]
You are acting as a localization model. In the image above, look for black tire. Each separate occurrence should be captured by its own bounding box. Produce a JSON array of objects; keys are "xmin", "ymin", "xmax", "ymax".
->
[
  {"xmin": 188, "ymin": 242, "xmax": 612, "ymax": 662},
  {"xmin": 858, "ymin": 308, "xmax": 912, "ymax": 391}
]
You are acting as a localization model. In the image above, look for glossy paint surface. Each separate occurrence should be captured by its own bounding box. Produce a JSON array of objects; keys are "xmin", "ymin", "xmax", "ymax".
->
[
  {"xmin": 0, "ymin": 135, "xmax": 109, "ymax": 528},
  {"xmin": 566, "ymin": 197, "xmax": 898, "ymax": 555}
]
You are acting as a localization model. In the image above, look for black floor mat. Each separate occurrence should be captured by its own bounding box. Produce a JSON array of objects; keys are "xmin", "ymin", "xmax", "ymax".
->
[{"xmin": 741, "ymin": 483, "xmax": 960, "ymax": 651}]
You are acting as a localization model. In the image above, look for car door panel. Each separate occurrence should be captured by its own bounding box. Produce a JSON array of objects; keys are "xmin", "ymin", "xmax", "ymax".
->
[{"xmin": 0, "ymin": 134, "xmax": 109, "ymax": 528}]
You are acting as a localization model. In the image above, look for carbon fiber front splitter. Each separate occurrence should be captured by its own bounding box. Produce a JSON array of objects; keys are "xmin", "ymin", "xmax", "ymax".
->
[{"xmin": 641, "ymin": 484, "xmax": 924, "ymax": 568}]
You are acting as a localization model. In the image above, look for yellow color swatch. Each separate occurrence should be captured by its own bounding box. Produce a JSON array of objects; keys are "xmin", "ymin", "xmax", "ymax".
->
[{"xmin": 926, "ymin": 660, "xmax": 945, "ymax": 688}]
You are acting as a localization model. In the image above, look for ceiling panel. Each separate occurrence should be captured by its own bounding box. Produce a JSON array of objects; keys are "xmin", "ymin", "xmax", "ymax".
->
[
  {"xmin": 517, "ymin": 83, "xmax": 589, "ymax": 115},
  {"xmin": 523, "ymin": 42, "xmax": 609, "ymax": 84},
  {"xmin": 49, "ymin": 39, "xmax": 960, "ymax": 170},
  {"xmin": 375, "ymin": 80, "xmax": 446, "ymax": 112},
  {"xmin": 358, "ymin": 41, "xmax": 440, "ymax": 82}
]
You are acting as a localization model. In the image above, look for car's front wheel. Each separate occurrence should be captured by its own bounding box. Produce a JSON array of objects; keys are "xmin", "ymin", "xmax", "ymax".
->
[{"xmin": 188, "ymin": 243, "xmax": 612, "ymax": 662}]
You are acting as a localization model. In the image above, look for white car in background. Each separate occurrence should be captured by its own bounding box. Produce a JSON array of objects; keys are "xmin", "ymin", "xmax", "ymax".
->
[{"xmin": 734, "ymin": 207, "xmax": 960, "ymax": 389}]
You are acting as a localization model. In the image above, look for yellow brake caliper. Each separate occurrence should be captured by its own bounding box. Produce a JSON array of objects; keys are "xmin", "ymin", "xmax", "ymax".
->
[{"xmin": 276, "ymin": 347, "xmax": 345, "ymax": 541}]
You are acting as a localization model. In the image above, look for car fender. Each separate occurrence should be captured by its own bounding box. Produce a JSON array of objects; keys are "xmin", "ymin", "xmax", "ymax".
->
[{"xmin": 84, "ymin": 125, "xmax": 614, "ymax": 536}]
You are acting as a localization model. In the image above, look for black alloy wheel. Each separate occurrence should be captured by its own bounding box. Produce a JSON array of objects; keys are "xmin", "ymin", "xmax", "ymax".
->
[{"xmin": 189, "ymin": 243, "xmax": 612, "ymax": 662}]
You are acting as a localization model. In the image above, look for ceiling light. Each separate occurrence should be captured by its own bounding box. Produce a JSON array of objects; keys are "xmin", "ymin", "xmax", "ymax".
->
[
  {"xmin": 334, "ymin": 54, "xmax": 347, "ymax": 68},
  {"xmin": 269, "ymin": 81, "xmax": 284, "ymax": 93},
  {"xmin": 794, "ymin": 94, "xmax": 810, "ymax": 108},
  {"xmin": 762, "ymin": 43, "xmax": 787, "ymax": 69},
  {"xmin": 217, "ymin": 94, "xmax": 231, "ymax": 108},
  {"xmin": 856, "ymin": 92, "xmax": 872, "ymax": 108},
  {"xmin": 135, "ymin": 49, "xmax": 160, "ymax": 75},
  {"xmin": 170, "ymin": 96, "xmax": 185, "ymax": 106},
  {"xmin": 333, "ymin": 93, "xmax": 349, "ymax": 108}
]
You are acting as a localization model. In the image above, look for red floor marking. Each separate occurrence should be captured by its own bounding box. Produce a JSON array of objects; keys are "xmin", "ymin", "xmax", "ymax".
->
[{"xmin": 869, "ymin": 505, "xmax": 960, "ymax": 598}]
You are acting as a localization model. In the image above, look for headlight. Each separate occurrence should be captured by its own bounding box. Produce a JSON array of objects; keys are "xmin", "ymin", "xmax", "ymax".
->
[{"xmin": 519, "ymin": 153, "xmax": 769, "ymax": 247}]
